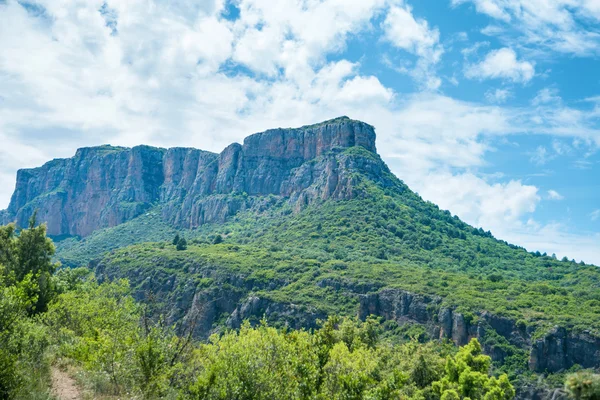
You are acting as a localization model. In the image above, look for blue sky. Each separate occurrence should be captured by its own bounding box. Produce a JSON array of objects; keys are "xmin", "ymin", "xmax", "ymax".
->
[{"xmin": 0, "ymin": 0, "xmax": 599, "ymax": 263}]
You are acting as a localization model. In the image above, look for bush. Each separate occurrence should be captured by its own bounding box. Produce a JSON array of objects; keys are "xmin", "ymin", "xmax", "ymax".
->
[
  {"xmin": 176, "ymin": 238, "xmax": 188, "ymax": 251},
  {"xmin": 565, "ymin": 372, "xmax": 600, "ymax": 400}
]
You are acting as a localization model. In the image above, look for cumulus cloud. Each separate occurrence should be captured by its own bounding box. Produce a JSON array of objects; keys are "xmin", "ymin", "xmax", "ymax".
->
[
  {"xmin": 466, "ymin": 48, "xmax": 535, "ymax": 83},
  {"xmin": 382, "ymin": 4, "xmax": 443, "ymax": 89}
]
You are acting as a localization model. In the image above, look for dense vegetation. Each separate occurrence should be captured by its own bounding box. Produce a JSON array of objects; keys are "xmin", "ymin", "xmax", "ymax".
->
[
  {"xmin": 0, "ymin": 219, "xmax": 526, "ymax": 399},
  {"xmin": 1, "ymin": 224, "xmax": 599, "ymax": 399}
]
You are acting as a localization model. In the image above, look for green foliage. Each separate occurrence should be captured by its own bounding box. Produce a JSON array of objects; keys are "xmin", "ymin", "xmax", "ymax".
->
[
  {"xmin": 55, "ymin": 210, "xmax": 178, "ymax": 267},
  {"xmin": 2, "ymin": 143, "xmax": 599, "ymax": 397},
  {"xmin": 432, "ymin": 339, "xmax": 515, "ymax": 400},
  {"xmin": 188, "ymin": 318, "xmax": 510, "ymax": 400},
  {"xmin": 0, "ymin": 213, "xmax": 59, "ymax": 314},
  {"xmin": 53, "ymin": 146, "xmax": 600, "ymax": 337},
  {"xmin": 0, "ymin": 267, "xmax": 52, "ymax": 399},
  {"xmin": 44, "ymin": 277, "xmax": 195, "ymax": 398},
  {"xmin": 565, "ymin": 372, "xmax": 600, "ymax": 400},
  {"xmin": 176, "ymin": 237, "xmax": 188, "ymax": 251}
]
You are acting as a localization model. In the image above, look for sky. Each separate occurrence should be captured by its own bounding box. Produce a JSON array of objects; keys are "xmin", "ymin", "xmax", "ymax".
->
[{"xmin": 0, "ymin": 0, "xmax": 599, "ymax": 264}]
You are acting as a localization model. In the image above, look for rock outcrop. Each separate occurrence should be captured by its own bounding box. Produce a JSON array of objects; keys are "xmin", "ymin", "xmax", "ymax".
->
[
  {"xmin": 1, "ymin": 117, "xmax": 377, "ymax": 236},
  {"xmin": 94, "ymin": 255, "xmax": 325, "ymax": 339},
  {"xmin": 359, "ymin": 288, "xmax": 600, "ymax": 373},
  {"xmin": 529, "ymin": 327, "xmax": 600, "ymax": 372},
  {"xmin": 226, "ymin": 296, "xmax": 326, "ymax": 331}
]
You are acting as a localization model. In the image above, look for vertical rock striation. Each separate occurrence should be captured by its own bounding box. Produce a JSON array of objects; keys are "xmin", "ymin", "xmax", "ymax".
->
[{"xmin": 1, "ymin": 117, "xmax": 377, "ymax": 236}]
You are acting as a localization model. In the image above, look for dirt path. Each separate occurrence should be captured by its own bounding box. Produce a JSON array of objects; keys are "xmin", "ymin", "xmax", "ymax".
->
[{"xmin": 51, "ymin": 367, "xmax": 82, "ymax": 400}]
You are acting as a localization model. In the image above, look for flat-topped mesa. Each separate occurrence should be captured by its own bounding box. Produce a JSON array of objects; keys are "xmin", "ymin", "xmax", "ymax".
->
[{"xmin": 1, "ymin": 117, "xmax": 379, "ymax": 236}]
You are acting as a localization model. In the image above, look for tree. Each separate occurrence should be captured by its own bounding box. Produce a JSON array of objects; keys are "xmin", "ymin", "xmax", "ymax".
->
[
  {"xmin": 172, "ymin": 234, "xmax": 180, "ymax": 246},
  {"xmin": 0, "ymin": 224, "xmax": 17, "ymax": 274},
  {"xmin": 176, "ymin": 238, "xmax": 187, "ymax": 251},
  {"xmin": 432, "ymin": 339, "xmax": 515, "ymax": 400},
  {"xmin": 212, "ymin": 235, "xmax": 223, "ymax": 245},
  {"xmin": 565, "ymin": 372, "xmax": 600, "ymax": 400},
  {"xmin": 15, "ymin": 212, "xmax": 59, "ymax": 313}
]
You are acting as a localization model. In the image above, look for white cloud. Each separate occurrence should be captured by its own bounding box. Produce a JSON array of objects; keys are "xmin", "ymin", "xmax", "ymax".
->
[
  {"xmin": 414, "ymin": 171, "xmax": 540, "ymax": 230},
  {"xmin": 382, "ymin": 4, "xmax": 443, "ymax": 89},
  {"xmin": 0, "ymin": 0, "xmax": 599, "ymax": 265},
  {"xmin": 232, "ymin": 0, "xmax": 389, "ymax": 80},
  {"xmin": 591, "ymin": 209, "xmax": 600, "ymax": 221},
  {"xmin": 453, "ymin": 0, "xmax": 600, "ymax": 56},
  {"xmin": 530, "ymin": 146, "xmax": 550, "ymax": 165},
  {"xmin": 466, "ymin": 48, "xmax": 535, "ymax": 83},
  {"xmin": 532, "ymin": 88, "xmax": 561, "ymax": 106},
  {"xmin": 551, "ymin": 139, "xmax": 572, "ymax": 155},
  {"xmin": 503, "ymin": 223, "xmax": 600, "ymax": 264},
  {"xmin": 547, "ymin": 190, "xmax": 564, "ymax": 200},
  {"xmin": 485, "ymin": 88, "xmax": 512, "ymax": 103}
]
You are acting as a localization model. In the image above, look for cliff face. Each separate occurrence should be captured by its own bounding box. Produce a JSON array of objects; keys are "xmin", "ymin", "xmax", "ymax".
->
[
  {"xmin": 1, "ymin": 117, "xmax": 376, "ymax": 236},
  {"xmin": 359, "ymin": 289, "xmax": 600, "ymax": 374},
  {"xmin": 5, "ymin": 146, "xmax": 165, "ymax": 237}
]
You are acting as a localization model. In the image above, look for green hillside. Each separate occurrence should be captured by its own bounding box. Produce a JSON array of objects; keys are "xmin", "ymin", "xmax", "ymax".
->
[{"xmin": 58, "ymin": 147, "xmax": 600, "ymax": 336}]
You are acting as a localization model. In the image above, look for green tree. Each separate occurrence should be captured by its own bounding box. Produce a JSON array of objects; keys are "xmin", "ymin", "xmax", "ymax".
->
[
  {"xmin": 565, "ymin": 372, "xmax": 600, "ymax": 400},
  {"xmin": 15, "ymin": 212, "xmax": 59, "ymax": 313},
  {"xmin": 189, "ymin": 322, "xmax": 320, "ymax": 400},
  {"xmin": 319, "ymin": 342, "xmax": 378, "ymax": 400},
  {"xmin": 176, "ymin": 238, "xmax": 187, "ymax": 251},
  {"xmin": 45, "ymin": 279, "xmax": 140, "ymax": 394},
  {"xmin": 172, "ymin": 234, "xmax": 180, "ymax": 246},
  {"xmin": 432, "ymin": 339, "xmax": 515, "ymax": 400},
  {"xmin": 0, "ymin": 224, "xmax": 17, "ymax": 275}
]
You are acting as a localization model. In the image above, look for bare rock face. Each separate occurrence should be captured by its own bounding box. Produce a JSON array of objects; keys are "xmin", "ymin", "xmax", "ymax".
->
[
  {"xmin": 529, "ymin": 327, "xmax": 600, "ymax": 372},
  {"xmin": 226, "ymin": 296, "xmax": 326, "ymax": 331},
  {"xmin": 1, "ymin": 117, "xmax": 377, "ymax": 236},
  {"xmin": 358, "ymin": 288, "xmax": 600, "ymax": 373},
  {"xmin": 5, "ymin": 145, "xmax": 166, "ymax": 237}
]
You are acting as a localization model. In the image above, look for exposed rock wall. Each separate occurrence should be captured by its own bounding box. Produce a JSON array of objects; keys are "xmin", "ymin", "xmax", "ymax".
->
[
  {"xmin": 2, "ymin": 117, "xmax": 377, "ymax": 236},
  {"xmin": 529, "ymin": 327, "xmax": 600, "ymax": 372},
  {"xmin": 5, "ymin": 146, "xmax": 166, "ymax": 237},
  {"xmin": 226, "ymin": 296, "xmax": 326, "ymax": 331},
  {"xmin": 359, "ymin": 288, "xmax": 600, "ymax": 373},
  {"xmin": 94, "ymin": 257, "xmax": 324, "ymax": 339}
]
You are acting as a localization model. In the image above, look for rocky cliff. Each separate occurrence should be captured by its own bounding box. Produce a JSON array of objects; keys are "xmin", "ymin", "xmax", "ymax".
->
[
  {"xmin": 1, "ymin": 117, "xmax": 376, "ymax": 236},
  {"xmin": 359, "ymin": 289, "xmax": 600, "ymax": 374}
]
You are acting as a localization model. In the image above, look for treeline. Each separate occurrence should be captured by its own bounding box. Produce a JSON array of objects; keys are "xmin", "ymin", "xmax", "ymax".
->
[{"xmin": 0, "ymin": 220, "xmax": 598, "ymax": 399}]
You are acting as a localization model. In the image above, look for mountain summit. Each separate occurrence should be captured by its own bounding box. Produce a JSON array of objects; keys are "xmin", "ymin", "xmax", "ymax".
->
[{"xmin": 1, "ymin": 117, "xmax": 377, "ymax": 237}]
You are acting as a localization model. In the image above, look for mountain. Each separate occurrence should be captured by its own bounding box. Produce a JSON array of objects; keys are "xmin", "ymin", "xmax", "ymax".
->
[
  {"xmin": 2, "ymin": 117, "xmax": 599, "ymax": 397},
  {"xmin": 1, "ymin": 116, "xmax": 375, "ymax": 237}
]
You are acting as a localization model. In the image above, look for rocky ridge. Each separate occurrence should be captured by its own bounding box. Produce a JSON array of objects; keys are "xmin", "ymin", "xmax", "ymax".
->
[
  {"xmin": 1, "ymin": 117, "xmax": 376, "ymax": 237},
  {"xmin": 359, "ymin": 289, "xmax": 600, "ymax": 374}
]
